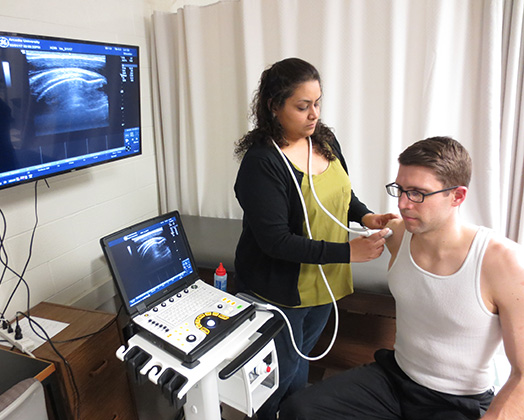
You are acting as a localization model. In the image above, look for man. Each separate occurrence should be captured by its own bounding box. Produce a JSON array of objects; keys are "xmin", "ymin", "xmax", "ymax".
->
[{"xmin": 279, "ymin": 137, "xmax": 524, "ymax": 419}]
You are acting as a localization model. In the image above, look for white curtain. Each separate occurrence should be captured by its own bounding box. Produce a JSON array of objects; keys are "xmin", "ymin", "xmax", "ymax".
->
[
  {"xmin": 501, "ymin": 0, "xmax": 524, "ymax": 243},
  {"xmin": 151, "ymin": 0, "xmax": 524, "ymax": 243}
]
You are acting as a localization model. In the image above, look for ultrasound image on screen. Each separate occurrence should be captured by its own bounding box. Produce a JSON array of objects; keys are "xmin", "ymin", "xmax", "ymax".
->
[
  {"xmin": 107, "ymin": 221, "xmax": 194, "ymax": 307},
  {"xmin": 26, "ymin": 51, "xmax": 109, "ymax": 137},
  {"xmin": 136, "ymin": 233, "xmax": 172, "ymax": 269},
  {"xmin": 0, "ymin": 33, "xmax": 141, "ymax": 189}
]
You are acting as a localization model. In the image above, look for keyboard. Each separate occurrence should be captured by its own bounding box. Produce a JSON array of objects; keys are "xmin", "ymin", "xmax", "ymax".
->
[
  {"xmin": 131, "ymin": 280, "xmax": 254, "ymax": 359},
  {"xmin": 156, "ymin": 284, "xmax": 222, "ymax": 327}
]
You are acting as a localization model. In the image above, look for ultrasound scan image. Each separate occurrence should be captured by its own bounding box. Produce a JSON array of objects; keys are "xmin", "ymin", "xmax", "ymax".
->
[
  {"xmin": 136, "ymin": 235, "xmax": 173, "ymax": 270},
  {"xmin": 26, "ymin": 51, "xmax": 109, "ymax": 136}
]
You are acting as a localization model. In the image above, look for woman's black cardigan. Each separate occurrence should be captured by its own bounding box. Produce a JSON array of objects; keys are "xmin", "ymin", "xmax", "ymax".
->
[{"xmin": 234, "ymin": 138, "xmax": 372, "ymax": 306}]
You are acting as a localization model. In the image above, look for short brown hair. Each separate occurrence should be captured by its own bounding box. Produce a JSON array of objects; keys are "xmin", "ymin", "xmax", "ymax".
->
[{"xmin": 398, "ymin": 137, "xmax": 472, "ymax": 187}]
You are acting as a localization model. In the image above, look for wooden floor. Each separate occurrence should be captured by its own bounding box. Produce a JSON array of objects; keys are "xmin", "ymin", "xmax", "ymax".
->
[{"xmin": 221, "ymin": 291, "xmax": 396, "ymax": 420}]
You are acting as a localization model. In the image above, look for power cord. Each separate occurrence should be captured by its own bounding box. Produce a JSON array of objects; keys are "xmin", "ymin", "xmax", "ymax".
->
[
  {"xmin": 0, "ymin": 179, "xmax": 120, "ymax": 419},
  {"xmin": 0, "ymin": 179, "xmax": 80, "ymax": 417},
  {"xmin": 26, "ymin": 304, "xmax": 124, "ymax": 344},
  {"xmin": 18, "ymin": 311, "xmax": 81, "ymax": 420},
  {"xmin": 1, "ymin": 180, "xmax": 41, "ymax": 321},
  {"xmin": 7, "ymin": 306, "xmax": 125, "ymax": 420},
  {"xmin": 0, "ymin": 181, "xmax": 38, "ymax": 357}
]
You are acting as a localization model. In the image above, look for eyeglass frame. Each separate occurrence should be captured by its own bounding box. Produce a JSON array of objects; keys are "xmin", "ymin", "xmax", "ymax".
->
[{"xmin": 385, "ymin": 182, "xmax": 460, "ymax": 203}]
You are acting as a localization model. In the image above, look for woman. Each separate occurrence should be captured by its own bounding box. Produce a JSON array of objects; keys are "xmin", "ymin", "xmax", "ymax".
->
[{"xmin": 234, "ymin": 57, "xmax": 395, "ymax": 420}]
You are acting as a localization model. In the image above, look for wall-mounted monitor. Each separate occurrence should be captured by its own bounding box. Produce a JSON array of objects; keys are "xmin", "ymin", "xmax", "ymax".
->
[{"xmin": 0, "ymin": 32, "xmax": 141, "ymax": 190}]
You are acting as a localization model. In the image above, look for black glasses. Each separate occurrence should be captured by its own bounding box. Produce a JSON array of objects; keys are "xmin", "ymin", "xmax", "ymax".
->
[{"xmin": 385, "ymin": 183, "xmax": 459, "ymax": 203}]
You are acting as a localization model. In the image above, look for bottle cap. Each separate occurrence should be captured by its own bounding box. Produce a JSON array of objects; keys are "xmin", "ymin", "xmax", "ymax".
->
[{"xmin": 215, "ymin": 262, "xmax": 226, "ymax": 276}]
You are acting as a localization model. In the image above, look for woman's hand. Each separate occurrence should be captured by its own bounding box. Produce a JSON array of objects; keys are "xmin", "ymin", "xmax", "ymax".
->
[
  {"xmin": 349, "ymin": 229, "xmax": 390, "ymax": 262},
  {"xmin": 361, "ymin": 212, "xmax": 400, "ymax": 229}
]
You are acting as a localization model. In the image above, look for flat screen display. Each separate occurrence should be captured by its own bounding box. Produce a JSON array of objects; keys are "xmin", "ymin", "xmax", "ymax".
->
[{"xmin": 0, "ymin": 32, "xmax": 141, "ymax": 190}]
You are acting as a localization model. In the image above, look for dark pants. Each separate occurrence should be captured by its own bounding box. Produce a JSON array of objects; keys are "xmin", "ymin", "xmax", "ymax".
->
[
  {"xmin": 279, "ymin": 349, "xmax": 494, "ymax": 420},
  {"xmin": 256, "ymin": 303, "xmax": 333, "ymax": 420}
]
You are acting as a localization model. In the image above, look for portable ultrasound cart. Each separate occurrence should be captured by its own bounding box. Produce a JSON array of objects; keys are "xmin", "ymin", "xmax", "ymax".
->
[
  {"xmin": 117, "ymin": 309, "xmax": 282, "ymax": 420},
  {"xmin": 101, "ymin": 211, "xmax": 283, "ymax": 418}
]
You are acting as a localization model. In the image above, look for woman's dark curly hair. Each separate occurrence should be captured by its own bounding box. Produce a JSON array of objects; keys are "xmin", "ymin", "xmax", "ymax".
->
[{"xmin": 234, "ymin": 57, "xmax": 336, "ymax": 161}]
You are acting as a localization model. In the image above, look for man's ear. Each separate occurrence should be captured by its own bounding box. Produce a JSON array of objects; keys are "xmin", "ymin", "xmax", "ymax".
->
[{"xmin": 452, "ymin": 186, "xmax": 468, "ymax": 206}]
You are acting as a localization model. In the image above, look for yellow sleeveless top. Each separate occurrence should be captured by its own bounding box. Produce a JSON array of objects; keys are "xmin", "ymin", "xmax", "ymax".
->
[{"xmin": 296, "ymin": 158, "xmax": 353, "ymax": 307}]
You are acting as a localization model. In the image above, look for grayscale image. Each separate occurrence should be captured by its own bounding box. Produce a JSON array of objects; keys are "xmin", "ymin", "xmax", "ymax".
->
[
  {"xmin": 27, "ymin": 51, "xmax": 109, "ymax": 136},
  {"xmin": 137, "ymin": 235, "xmax": 173, "ymax": 267}
]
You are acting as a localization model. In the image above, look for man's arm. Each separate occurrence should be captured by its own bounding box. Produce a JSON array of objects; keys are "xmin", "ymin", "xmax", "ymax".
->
[
  {"xmin": 384, "ymin": 218, "xmax": 405, "ymax": 267},
  {"xmin": 481, "ymin": 237, "xmax": 524, "ymax": 419}
]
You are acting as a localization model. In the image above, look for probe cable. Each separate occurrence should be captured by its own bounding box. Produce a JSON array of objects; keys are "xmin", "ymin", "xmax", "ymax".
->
[
  {"xmin": 271, "ymin": 139, "xmax": 340, "ymax": 361},
  {"xmin": 270, "ymin": 137, "xmax": 386, "ymax": 361}
]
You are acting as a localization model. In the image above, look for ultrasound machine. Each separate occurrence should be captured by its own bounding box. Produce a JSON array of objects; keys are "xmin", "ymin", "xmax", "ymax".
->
[{"xmin": 100, "ymin": 211, "xmax": 282, "ymax": 419}]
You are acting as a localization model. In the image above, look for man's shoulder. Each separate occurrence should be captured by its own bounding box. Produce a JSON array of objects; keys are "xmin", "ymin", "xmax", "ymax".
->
[
  {"xmin": 387, "ymin": 218, "xmax": 405, "ymax": 231},
  {"xmin": 480, "ymin": 229, "xmax": 524, "ymax": 324},
  {"xmin": 481, "ymin": 229, "xmax": 524, "ymax": 304},
  {"xmin": 484, "ymin": 229, "xmax": 523, "ymax": 268},
  {"xmin": 385, "ymin": 218, "xmax": 406, "ymax": 260}
]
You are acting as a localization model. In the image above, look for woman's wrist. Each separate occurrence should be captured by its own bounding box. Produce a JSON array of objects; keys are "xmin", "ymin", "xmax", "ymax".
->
[{"xmin": 360, "ymin": 212, "xmax": 375, "ymax": 227}]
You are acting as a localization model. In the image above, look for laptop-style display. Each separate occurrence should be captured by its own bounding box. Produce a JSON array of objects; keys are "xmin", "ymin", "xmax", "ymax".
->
[{"xmin": 100, "ymin": 210, "xmax": 255, "ymax": 367}]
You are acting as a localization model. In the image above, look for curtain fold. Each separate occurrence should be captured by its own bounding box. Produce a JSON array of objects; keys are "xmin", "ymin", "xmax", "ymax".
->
[
  {"xmin": 151, "ymin": 0, "xmax": 523, "ymax": 243},
  {"xmin": 501, "ymin": 0, "xmax": 524, "ymax": 243},
  {"xmin": 151, "ymin": 12, "xmax": 183, "ymax": 213}
]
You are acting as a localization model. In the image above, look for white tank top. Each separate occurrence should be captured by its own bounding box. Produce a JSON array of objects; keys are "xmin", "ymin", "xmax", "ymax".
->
[{"xmin": 388, "ymin": 227, "xmax": 502, "ymax": 395}]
